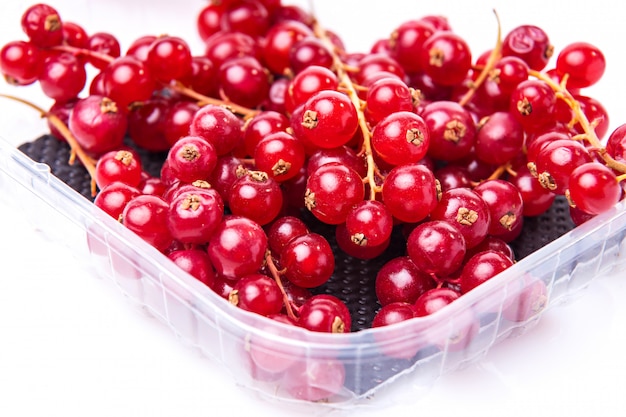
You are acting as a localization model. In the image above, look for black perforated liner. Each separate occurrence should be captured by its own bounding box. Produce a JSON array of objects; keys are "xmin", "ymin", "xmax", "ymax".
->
[{"xmin": 18, "ymin": 133, "xmax": 578, "ymax": 395}]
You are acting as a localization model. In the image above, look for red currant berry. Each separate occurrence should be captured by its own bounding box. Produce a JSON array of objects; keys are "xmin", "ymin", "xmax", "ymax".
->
[
  {"xmin": 567, "ymin": 162, "xmax": 622, "ymax": 215},
  {"xmin": 525, "ymin": 130, "xmax": 571, "ymax": 170},
  {"xmin": 39, "ymin": 52, "xmax": 87, "ymax": 103},
  {"xmin": 372, "ymin": 302, "xmax": 416, "ymax": 328},
  {"xmin": 334, "ymin": 223, "xmax": 391, "ymax": 260},
  {"xmin": 414, "ymin": 287, "xmax": 478, "ymax": 351},
  {"xmin": 165, "ymin": 135, "xmax": 218, "ymax": 183},
  {"xmin": 306, "ymin": 146, "xmax": 367, "ymax": 178},
  {"xmin": 389, "ymin": 19, "xmax": 436, "ymax": 73},
  {"xmin": 270, "ymin": 4, "xmax": 314, "ymax": 26},
  {"xmin": 62, "ymin": 21, "xmax": 88, "ymax": 49},
  {"xmin": 167, "ymin": 249, "xmax": 216, "ymax": 287},
  {"xmin": 283, "ymin": 358, "xmax": 346, "ymax": 402},
  {"xmin": 262, "ymin": 20, "xmax": 313, "ymax": 75},
  {"xmin": 189, "ymin": 104, "xmax": 244, "ymax": 156},
  {"xmin": 607, "ymin": 124, "xmax": 626, "ymax": 163},
  {"xmin": 197, "ymin": 2, "xmax": 226, "ymax": 42},
  {"xmin": 281, "ymin": 233, "xmax": 335, "ymax": 288},
  {"xmin": 573, "ymin": 95, "xmax": 610, "ymax": 140},
  {"xmin": 289, "ymin": 37, "xmax": 333, "ymax": 74},
  {"xmin": 162, "ymin": 101, "xmax": 200, "ymax": 147},
  {"xmin": 122, "ymin": 194, "xmax": 173, "ymax": 252},
  {"xmin": 207, "ymin": 215, "xmax": 268, "ymax": 280},
  {"xmin": 429, "ymin": 187, "xmax": 491, "ymax": 248},
  {"xmin": 242, "ymin": 110, "xmax": 290, "ymax": 157},
  {"xmin": 253, "ymin": 131, "xmax": 306, "ymax": 182},
  {"xmin": 493, "ymin": 55, "xmax": 529, "ymax": 94},
  {"xmin": 502, "ymin": 24, "xmax": 553, "ymax": 71},
  {"xmin": 126, "ymin": 98, "xmax": 170, "ymax": 152},
  {"xmin": 420, "ymin": 15, "xmax": 451, "ymax": 30},
  {"xmin": 167, "ymin": 189, "xmax": 224, "ymax": 244},
  {"xmin": 304, "ymin": 162, "xmax": 365, "ymax": 225},
  {"xmin": 181, "ymin": 55, "xmax": 219, "ymax": 98},
  {"xmin": 422, "ymin": 100, "xmax": 476, "ymax": 162},
  {"xmin": 208, "ymin": 155, "xmax": 246, "ymax": 206},
  {"xmin": 509, "ymin": 79, "xmax": 557, "ymax": 133},
  {"xmin": 266, "ymin": 215, "xmax": 309, "ymax": 256},
  {"xmin": 413, "ymin": 287, "xmax": 460, "ymax": 316},
  {"xmin": 375, "ymin": 256, "xmax": 436, "ymax": 306},
  {"xmin": 502, "ymin": 277, "xmax": 548, "ymax": 322},
  {"xmin": 87, "ymin": 32, "xmax": 121, "ymax": 70},
  {"xmin": 126, "ymin": 35, "xmax": 157, "ymax": 61},
  {"xmin": 419, "ymin": 31, "xmax": 472, "ymax": 86},
  {"xmin": 295, "ymin": 90, "xmax": 359, "ymax": 149},
  {"xmin": 265, "ymin": 76, "xmax": 290, "ymax": 114},
  {"xmin": 204, "ymin": 31, "xmax": 260, "ymax": 68},
  {"xmin": 408, "ymin": 71, "xmax": 453, "ymax": 102},
  {"xmin": 21, "ymin": 3, "xmax": 64, "ymax": 48},
  {"xmin": 228, "ymin": 170, "xmax": 284, "ymax": 226},
  {"xmin": 297, "ymin": 294, "xmax": 350, "ymax": 333},
  {"xmin": 279, "ymin": 281, "xmax": 312, "ymax": 314},
  {"xmin": 146, "ymin": 35, "xmax": 193, "ymax": 82},
  {"xmin": 364, "ymin": 77, "xmax": 415, "ymax": 125},
  {"xmin": 509, "ymin": 164, "xmax": 556, "ymax": 217},
  {"xmin": 219, "ymin": 56, "xmax": 270, "ymax": 108},
  {"xmin": 534, "ymin": 138, "xmax": 592, "ymax": 194},
  {"xmin": 466, "ymin": 236, "xmax": 515, "ymax": 261},
  {"xmin": 103, "ymin": 55, "xmax": 156, "ymax": 111},
  {"xmin": 434, "ymin": 164, "xmax": 472, "ymax": 192},
  {"xmin": 139, "ymin": 176, "xmax": 167, "ymax": 197},
  {"xmin": 221, "ymin": 0, "xmax": 270, "ymax": 38},
  {"xmin": 381, "ymin": 163, "xmax": 438, "ymax": 223},
  {"xmin": 371, "ymin": 111, "xmax": 431, "ymax": 166},
  {"xmin": 94, "ymin": 181, "xmax": 141, "ymax": 220},
  {"xmin": 459, "ymin": 250, "xmax": 514, "ymax": 294},
  {"xmin": 473, "ymin": 179, "xmax": 524, "ymax": 239},
  {"xmin": 229, "ymin": 273, "xmax": 283, "ymax": 317},
  {"xmin": 407, "ymin": 220, "xmax": 467, "ymax": 278},
  {"xmin": 245, "ymin": 314, "xmax": 302, "ymax": 376},
  {"xmin": 68, "ymin": 95, "xmax": 128, "ymax": 156},
  {"xmin": 286, "ymin": 65, "xmax": 339, "ymax": 112},
  {"xmin": 345, "ymin": 200, "xmax": 394, "ymax": 248},
  {"xmin": 474, "ymin": 111, "xmax": 525, "ymax": 166},
  {"xmin": 95, "ymin": 149, "xmax": 143, "ymax": 190},
  {"xmin": 355, "ymin": 53, "xmax": 405, "ymax": 85},
  {"xmin": 209, "ymin": 274, "xmax": 237, "ymax": 300},
  {"xmin": 0, "ymin": 40, "xmax": 42, "ymax": 85},
  {"xmin": 556, "ymin": 42, "xmax": 605, "ymax": 89}
]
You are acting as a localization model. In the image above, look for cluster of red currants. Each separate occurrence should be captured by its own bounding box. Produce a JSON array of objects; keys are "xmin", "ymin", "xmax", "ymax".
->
[{"xmin": 2, "ymin": 1, "xmax": 626, "ymax": 344}]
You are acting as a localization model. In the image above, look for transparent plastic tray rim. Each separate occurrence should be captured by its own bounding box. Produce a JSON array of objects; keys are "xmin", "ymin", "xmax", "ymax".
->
[{"xmin": 2, "ymin": 132, "xmax": 626, "ymax": 406}]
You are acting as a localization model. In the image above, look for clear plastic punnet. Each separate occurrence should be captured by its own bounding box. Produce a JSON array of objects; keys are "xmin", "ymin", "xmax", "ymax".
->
[
  {"xmin": 2, "ymin": 130, "xmax": 626, "ymax": 407},
  {"xmin": 1, "ymin": 0, "xmax": 626, "ymax": 410}
]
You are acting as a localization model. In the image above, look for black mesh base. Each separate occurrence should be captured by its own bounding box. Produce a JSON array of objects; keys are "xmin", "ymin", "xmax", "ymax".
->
[{"xmin": 18, "ymin": 134, "xmax": 575, "ymax": 332}]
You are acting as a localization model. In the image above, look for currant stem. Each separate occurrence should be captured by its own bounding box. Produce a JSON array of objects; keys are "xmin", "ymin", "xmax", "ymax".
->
[
  {"xmin": 487, "ymin": 163, "xmax": 510, "ymax": 181},
  {"xmin": 264, "ymin": 252, "xmax": 298, "ymax": 321},
  {"xmin": 529, "ymin": 69, "xmax": 626, "ymax": 175},
  {"xmin": 169, "ymin": 81, "xmax": 259, "ymax": 119},
  {"xmin": 50, "ymin": 44, "xmax": 115, "ymax": 66},
  {"xmin": 0, "ymin": 93, "xmax": 98, "ymax": 195},
  {"xmin": 311, "ymin": 20, "xmax": 381, "ymax": 200},
  {"xmin": 458, "ymin": 9, "xmax": 503, "ymax": 107}
]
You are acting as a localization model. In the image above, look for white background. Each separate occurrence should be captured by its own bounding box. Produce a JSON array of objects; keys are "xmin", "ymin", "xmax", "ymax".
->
[{"xmin": 1, "ymin": 1, "xmax": 626, "ymax": 416}]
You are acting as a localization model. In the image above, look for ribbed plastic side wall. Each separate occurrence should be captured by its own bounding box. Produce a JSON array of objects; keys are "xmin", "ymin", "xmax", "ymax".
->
[{"xmin": 1, "ymin": 137, "xmax": 625, "ymax": 409}]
